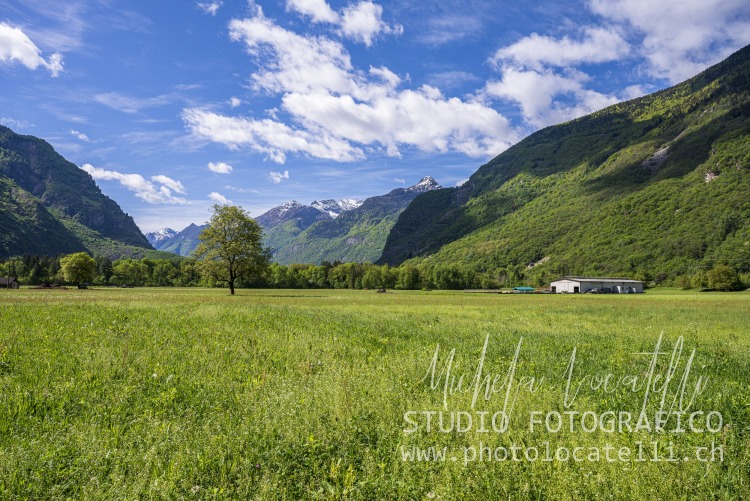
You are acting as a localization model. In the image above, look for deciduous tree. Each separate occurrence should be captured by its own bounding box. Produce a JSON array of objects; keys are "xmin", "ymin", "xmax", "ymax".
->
[
  {"xmin": 60, "ymin": 252, "xmax": 96, "ymax": 287},
  {"xmin": 193, "ymin": 204, "xmax": 270, "ymax": 295}
]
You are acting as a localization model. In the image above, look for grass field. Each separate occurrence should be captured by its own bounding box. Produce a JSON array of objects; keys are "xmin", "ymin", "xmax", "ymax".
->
[{"xmin": 1, "ymin": 287, "xmax": 749, "ymax": 499}]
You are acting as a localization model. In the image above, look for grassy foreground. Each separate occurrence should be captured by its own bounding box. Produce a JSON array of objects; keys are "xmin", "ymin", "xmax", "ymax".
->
[{"xmin": 1, "ymin": 288, "xmax": 749, "ymax": 499}]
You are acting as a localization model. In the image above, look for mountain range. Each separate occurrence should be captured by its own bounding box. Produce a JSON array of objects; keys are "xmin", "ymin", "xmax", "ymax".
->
[
  {"xmin": 149, "ymin": 177, "xmax": 440, "ymax": 263},
  {"xmin": 378, "ymin": 44, "xmax": 750, "ymax": 281},
  {"xmin": 269, "ymin": 176, "xmax": 441, "ymax": 264}
]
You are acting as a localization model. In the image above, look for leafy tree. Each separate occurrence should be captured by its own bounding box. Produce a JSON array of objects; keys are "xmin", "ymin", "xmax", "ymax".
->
[
  {"xmin": 691, "ymin": 270, "xmax": 708, "ymax": 290},
  {"xmin": 396, "ymin": 266, "xmax": 420, "ymax": 290},
  {"xmin": 60, "ymin": 252, "xmax": 96, "ymax": 286},
  {"xmin": 95, "ymin": 255, "xmax": 114, "ymax": 284},
  {"xmin": 193, "ymin": 204, "xmax": 270, "ymax": 295},
  {"xmin": 707, "ymin": 264, "xmax": 741, "ymax": 291}
]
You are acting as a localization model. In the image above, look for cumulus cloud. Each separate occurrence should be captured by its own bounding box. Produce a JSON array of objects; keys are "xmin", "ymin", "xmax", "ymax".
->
[
  {"xmin": 268, "ymin": 170, "xmax": 290, "ymax": 184},
  {"xmin": 0, "ymin": 22, "xmax": 63, "ymax": 77},
  {"xmin": 69, "ymin": 129, "xmax": 90, "ymax": 142},
  {"xmin": 183, "ymin": 8, "xmax": 516, "ymax": 162},
  {"xmin": 589, "ymin": 0, "xmax": 750, "ymax": 83},
  {"xmin": 487, "ymin": 24, "xmax": 632, "ymax": 127},
  {"xmin": 150, "ymin": 174, "xmax": 187, "ymax": 194},
  {"xmin": 183, "ymin": 108, "xmax": 363, "ymax": 164},
  {"xmin": 286, "ymin": 0, "xmax": 339, "ymax": 24},
  {"xmin": 197, "ymin": 1, "xmax": 222, "ymax": 16},
  {"xmin": 485, "ymin": 67, "xmax": 620, "ymax": 128},
  {"xmin": 229, "ymin": 96, "xmax": 241, "ymax": 108},
  {"xmin": 208, "ymin": 192, "xmax": 232, "ymax": 204},
  {"xmin": 208, "ymin": 161, "xmax": 233, "ymax": 174},
  {"xmin": 339, "ymin": 1, "xmax": 403, "ymax": 46},
  {"xmin": 491, "ymin": 27, "xmax": 630, "ymax": 69},
  {"xmin": 81, "ymin": 163, "xmax": 188, "ymax": 204},
  {"xmin": 286, "ymin": 0, "xmax": 402, "ymax": 46}
]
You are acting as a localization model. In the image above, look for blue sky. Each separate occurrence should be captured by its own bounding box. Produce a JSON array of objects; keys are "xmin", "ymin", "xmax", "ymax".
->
[{"xmin": 1, "ymin": 0, "xmax": 749, "ymax": 233}]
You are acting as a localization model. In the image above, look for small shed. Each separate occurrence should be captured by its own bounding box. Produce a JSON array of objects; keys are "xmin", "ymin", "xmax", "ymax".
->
[
  {"xmin": 550, "ymin": 277, "xmax": 643, "ymax": 294},
  {"xmin": 0, "ymin": 277, "xmax": 19, "ymax": 289}
]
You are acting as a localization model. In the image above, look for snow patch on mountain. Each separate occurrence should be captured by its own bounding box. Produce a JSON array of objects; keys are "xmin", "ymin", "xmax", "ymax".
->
[
  {"xmin": 145, "ymin": 228, "xmax": 177, "ymax": 246},
  {"xmin": 311, "ymin": 198, "xmax": 364, "ymax": 218},
  {"xmin": 407, "ymin": 176, "xmax": 441, "ymax": 193}
]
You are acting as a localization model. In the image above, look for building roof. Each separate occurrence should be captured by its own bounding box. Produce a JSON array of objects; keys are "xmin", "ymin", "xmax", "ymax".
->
[
  {"xmin": 0, "ymin": 277, "xmax": 19, "ymax": 284},
  {"xmin": 552, "ymin": 277, "xmax": 643, "ymax": 284}
]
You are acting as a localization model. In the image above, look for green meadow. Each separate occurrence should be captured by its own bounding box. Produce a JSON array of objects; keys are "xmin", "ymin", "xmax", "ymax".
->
[{"xmin": 1, "ymin": 288, "xmax": 749, "ymax": 499}]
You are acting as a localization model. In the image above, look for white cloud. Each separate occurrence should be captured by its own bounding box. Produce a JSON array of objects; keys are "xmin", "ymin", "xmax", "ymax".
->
[
  {"xmin": 197, "ymin": 1, "xmax": 223, "ymax": 16},
  {"xmin": 485, "ymin": 67, "xmax": 620, "ymax": 128},
  {"xmin": 0, "ymin": 22, "xmax": 63, "ymax": 77},
  {"xmin": 280, "ymin": 87, "xmax": 515, "ymax": 157},
  {"xmin": 208, "ymin": 192, "xmax": 232, "ymax": 204},
  {"xmin": 150, "ymin": 174, "xmax": 187, "ymax": 194},
  {"xmin": 208, "ymin": 161, "xmax": 233, "ymax": 174},
  {"xmin": 268, "ymin": 170, "xmax": 290, "ymax": 184},
  {"xmin": 491, "ymin": 28, "xmax": 630, "ymax": 69},
  {"xmin": 589, "ymin": 0, "xmax": 750, "ymax": 83},
  {"xmin": 183, "ymin": 108, "xmax": 363, "ymax": 163},
  {"xmin": 286, "ymin": 0, "xmax": 339, "ymax": 24},
  {"xmin": 228, "ymin": 14, "xmax": 356, "ymax": 97},
  {"xmin": 81, "ymin": 163, "xmax": 188, "ymax": 204},
  {"xmin": 339, "ymin": 1, "xmax": 403, "ymax": 47},
  {"xmin": 285, "ymin": 0, "xmax": 402, "ymax": 46},
  {"xmin": 69, "ymin": 129, "xmax": 90, "ymax": 142},
  {"xmin": 456, "ymin": 178, "xmax": 469, "ymax": 187},
  {"xmin": 184, "ymin": 9, "xmax": 516, "ymax": 162},
  {"xmin": 229, "ymin": 97, "xmax": 241, "ymax": 108},
  {"xmin": 394, "ymin": 177, "xmax": 405, "ymax": 184}
]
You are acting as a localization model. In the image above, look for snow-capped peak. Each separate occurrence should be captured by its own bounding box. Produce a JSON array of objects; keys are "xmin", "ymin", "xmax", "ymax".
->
[
  {"xmin": 406, "ymin": 176, "xmax": 441, "ymax": 193},
  {"xmin": 145, "ymin": 227, "xmax": 177, "ymax": 246},
  {"xmin": 311, "ymin": 198, "xmax": 363, "ymax": 218},
  {"xmin": 278, "ymin": 200, "xmax": 302, "ymax": 214},
  {"xmin": 338, "ymin": 198, "xmax": 363, "ymax": 211}
]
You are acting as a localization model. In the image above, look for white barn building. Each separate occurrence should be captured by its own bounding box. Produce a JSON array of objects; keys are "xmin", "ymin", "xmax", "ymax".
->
[{"xmin": 550, "ymin": 277, "xmax": 643, "ymax": 294}]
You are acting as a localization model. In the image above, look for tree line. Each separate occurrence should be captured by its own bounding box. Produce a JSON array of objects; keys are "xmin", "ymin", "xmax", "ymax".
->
[
  {"xmin": 2, "ymin": 205, "xmax": 748, "ymax": 292},
  {"xmin": 2, "ymin": 254, "xmax": 748, "ymax": 291}
]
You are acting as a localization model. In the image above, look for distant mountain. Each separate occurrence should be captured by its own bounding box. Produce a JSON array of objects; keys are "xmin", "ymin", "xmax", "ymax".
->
[
  {"xmin": 145, "ymin": 228, "xmax": 177, "ymax": 247},
  {"xmin": 148, "ymin": 197, "xmax": 363, "ymax": 258},
  {"xmin": 255, "ymin": 201, "xmax": 332, "ymax": 229},
  {"xmin": 378, "ymin": 44, "xmax": 750, "ymax": 282},
  {"xmin": 272, "ymin": 176, "xmax": 441, "ymax": 264},
  {"xmin": 0, "ymin": 125, "xmax": 162, "ymax": 259},
  {"xmin": 150, "ymin": 223, "xmax": 207, "ymax": 256},
  {"xmin": 151, "ymin": 179, "xmax": 440, "ymax": 263},
  {"xmin": 310, "ymin": 198, "xmax": 363, "ymax": 218}
]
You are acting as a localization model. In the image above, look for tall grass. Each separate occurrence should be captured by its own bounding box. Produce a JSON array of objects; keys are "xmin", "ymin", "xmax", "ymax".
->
[{"xmin": 0, "ymin": 288, "xmax": 748, "ymax": 499}]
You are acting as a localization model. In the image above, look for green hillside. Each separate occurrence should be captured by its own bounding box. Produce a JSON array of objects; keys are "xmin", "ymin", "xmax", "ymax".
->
[
  {"xmin": 0, "ymin": 176, "xmax": 86, "ymax": 256},
  {"xmin": 273, "ymin": 177, "xmax": 441, "ymax": 264},
  {"xmin": 0, "ymin": 125, "xmax": 156, "ymax": 258},
  {"xmin": 379, "ymin": 44, "xmax": 750, "ymax": 282}
]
